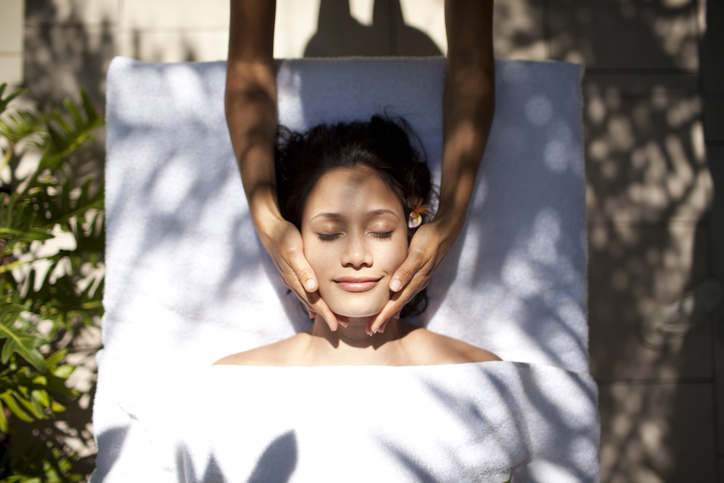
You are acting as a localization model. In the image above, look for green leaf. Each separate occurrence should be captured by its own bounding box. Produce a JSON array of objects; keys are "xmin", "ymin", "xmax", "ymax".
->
[
  {"xmin": 0, "ymin": 392, "xmax": 33, "ymax": 423},
  {"xmin": 0, "ymin": 307, "xmax": 47, "ymax": 373},
  {"xmin": 0, "ymin": 109, "xmax": 49, "ymax": 145},
  {"xmin": 63, "ymin": 98, "xmax": 83, "ymax": 128},
  {"xmin": 31, "ymin": 374, "xmax": 47, "ymax": 385},
  {"xmin": 52, "ymin": 365, "xmax": 74, "ymax": 379},
  {"xmin": 17, "ymin": 390, "xmax": 46, "ymax": 419},
  {"xmin": 44, "ymin": 349, "xmax": 67, "ymax": 369},
  {"xmin": 0, "ymin": 227, "xmax": 53, "ymax": 241},
  {"xmin": 0, "ymin": 256, "xmax": 54, "ymax": 275},
  {"xmin": 40, "ymin": 179, "xmax": 104, "ymax": 230},
  {"xmin": 31, "ymin": 389, "xmax": 50, "ymax": 408},
  {"xmin": 0, "ymin": 83, "xmax": 27, "ymax": 113},
  {"xmin": 50, "ymin": 400, "xmax": 67, "ymax": 413},
  {"xmin": 0, "ymin": 399, "xmax": 8, "ymax": 433}
]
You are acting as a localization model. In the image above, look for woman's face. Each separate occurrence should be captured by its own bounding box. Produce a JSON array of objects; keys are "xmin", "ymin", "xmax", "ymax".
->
[{"xmin": 301, "ymin": 167, "xmax": 408, "ymax": 318}]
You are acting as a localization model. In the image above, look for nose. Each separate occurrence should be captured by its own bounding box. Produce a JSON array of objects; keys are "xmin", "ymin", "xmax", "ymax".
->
[{"xmin": 341, "ymin": 232, "xmax": 373, "ymax": 269}]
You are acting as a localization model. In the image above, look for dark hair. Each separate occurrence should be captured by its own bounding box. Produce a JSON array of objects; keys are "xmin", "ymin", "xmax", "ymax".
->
[{"xmin": 275, "ymin": 115, "xmax": 433, "ymax": 318}]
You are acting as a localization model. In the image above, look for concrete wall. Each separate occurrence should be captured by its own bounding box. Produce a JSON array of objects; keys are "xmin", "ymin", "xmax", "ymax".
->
[{"xmin": 0, "ymin": 0, "xmax": 24, "ymax": 87}]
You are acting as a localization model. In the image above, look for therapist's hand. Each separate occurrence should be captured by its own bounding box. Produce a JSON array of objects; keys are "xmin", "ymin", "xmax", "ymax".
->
[
  {"xmin": 368, "ymin": 217, "xmax": 461, "ymax": 334},
  {"xmin": 262, "ymin": 217, "xmax": 339, "ymax": 331}
]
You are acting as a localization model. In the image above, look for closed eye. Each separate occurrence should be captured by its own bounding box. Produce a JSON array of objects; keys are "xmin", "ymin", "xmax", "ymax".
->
[
  {"xmin": 371, "ymin": 231, "xmax": 393, "ymax": 240},
  {"xmin": 317, "ymin": 233, "xmax": 341, "ymax": 242}
]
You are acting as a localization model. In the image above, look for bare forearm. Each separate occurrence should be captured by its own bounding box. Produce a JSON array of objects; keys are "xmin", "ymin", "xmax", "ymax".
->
[
  {"xmin": 439, "ymin": 67, "xmax": 495, "ymax": 229},
  {"xmin": 225, "ymin": 0, "xmax": 281, "ymax": 234},
  {"xmin": 225, "ymin": 63, "xmax": 280, "ymax": 229},
  {"xmin": 438, "ymin": 0, "xmax": 495, "ymax": 231}
]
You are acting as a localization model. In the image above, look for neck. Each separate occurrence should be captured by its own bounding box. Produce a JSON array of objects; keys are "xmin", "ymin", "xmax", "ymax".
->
[{"xmin": 303, "ymin": 315, "xmax": 407, "ymax": 365}]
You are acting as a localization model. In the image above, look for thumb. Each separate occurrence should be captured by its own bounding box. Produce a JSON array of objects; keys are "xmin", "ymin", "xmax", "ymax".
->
[{"xmin": 290, "ymin": 252, "xmax": 319, "ymax": 293}]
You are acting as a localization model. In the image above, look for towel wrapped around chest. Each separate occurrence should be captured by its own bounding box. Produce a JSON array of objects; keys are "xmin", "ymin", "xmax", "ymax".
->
[{"xmin": 93, "ymin": 361, "xmax": 598, "ymax": 482}]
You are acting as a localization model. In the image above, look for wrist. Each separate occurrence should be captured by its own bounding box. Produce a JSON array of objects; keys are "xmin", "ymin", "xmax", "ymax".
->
[
  {"xmin": 430, "ymin": 206, "xmax": 465, "ymax": 239},
  {"xmin": 247, "ymin": 191, "xmax": 286, "ymax": 241},
  {"xmin": 433, "ymin": 199, "xmax": 467, "ymax": 232}
]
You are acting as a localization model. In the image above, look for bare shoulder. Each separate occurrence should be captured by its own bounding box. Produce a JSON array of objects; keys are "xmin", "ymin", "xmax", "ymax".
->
[
  {"xmin": 400, "ymin": 324, "xmax": 502, "ymax": 365},
  {"xmin": 213, "ymin": 333, "xmax": 308, "ymax": 366}
]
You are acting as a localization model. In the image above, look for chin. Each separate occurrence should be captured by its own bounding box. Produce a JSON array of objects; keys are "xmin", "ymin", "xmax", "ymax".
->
[
  {"xmin": 329, "ymin": 305, "xmax": 384, "ymax": 319},
  {"xmin": 327, "ymin": 299, "xmax": 387, "ymax": 319},
  {"xmin": 322, "ymin": 287, "xmax": 388, "ymax": 319}
]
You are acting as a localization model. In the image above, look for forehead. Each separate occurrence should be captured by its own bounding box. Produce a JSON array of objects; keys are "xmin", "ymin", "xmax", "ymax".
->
[{"xmin": 303, "ymin": 167, "xmax": 403, "ymax": 217}]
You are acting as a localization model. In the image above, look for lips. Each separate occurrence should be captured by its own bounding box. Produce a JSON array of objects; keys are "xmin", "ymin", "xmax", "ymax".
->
[{"xmin": 334, "ymin": 277, "xmax": 382, "ymax": 293}]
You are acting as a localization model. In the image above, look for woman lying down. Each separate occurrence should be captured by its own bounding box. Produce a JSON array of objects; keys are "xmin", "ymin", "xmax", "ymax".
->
[
  {"xmin": 143, "ymin": 116, "xmax": 597, "ymax": 483},
  {"xmin": 215, "ymin": 115, "xmax": 500, "ymax": 368}
]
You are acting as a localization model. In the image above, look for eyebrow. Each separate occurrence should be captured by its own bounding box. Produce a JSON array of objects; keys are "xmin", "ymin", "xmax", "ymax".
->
[{"xmin": 310, "ymin": 209, "xmax": 399, "ymax": 222}]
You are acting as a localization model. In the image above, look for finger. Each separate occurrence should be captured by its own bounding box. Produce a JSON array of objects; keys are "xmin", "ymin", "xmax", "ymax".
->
[
  {"xmin": 369, "ymin": 298, "xmax": 405, "ymax": 334},
  {"xmin": 285, "ymin": 275, "xmax": 338, "ymax": 330},
  {"xmin": 389, "ymin": 247, "xmax": 426, "ymax": 292},
  {"xmin": 287, "ymin": 284, "xmax": 316, "ymax": 313},
  {"xmin": 280, "ymin": 239, "xmax": 320, "ymax": 293},
  {"xmin": 307, "ymin": 291, "xmax": 338, "ymax": 331},
  {"xmin": 369, "ymin": 278, "xmax": 428, "ymax": 333},
  {"xmin": 294, "ymin": 261, "xmax": 319, "ymax": 293},
  {"xmin": 314, "ymin": 301, "xmax": 338, "ymax": 331}
]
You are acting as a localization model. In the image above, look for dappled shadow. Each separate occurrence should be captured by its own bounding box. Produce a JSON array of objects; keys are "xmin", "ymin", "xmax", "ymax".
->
[
  {"xmin": 175, "ymin": 446, "xmax": 225, "ymax": 483},
  {"xmin": 24, "ymin": 0, "xmax": 114, "ymax": 109},
  {"xmin": 585, "ymin": 72, "xmax": 712, "ymax": 384},
  {"xmin": 248, "ymin": 431, "xmax": 298, "ymax": 482},
  {"xmin": 89, "ymin": 426, "xmax": 128, "ymax": 482},
  {"xmin": 173, "ymin": 431, "xmax": 297, "ymax": 482},
  {"xmin": 382, "ymin": 370, "xmax": 532, "ymax": 479},
  {"xmin": 541, "ymin": 0, "xmax": 717, "ymax": 480},
  {"xmin": 22, "ymin": 0, "xmax": 112, "ymax": 216},
  {"xmin": 141, "ymin": 363, "xmax": 595, "ymax": 481},
  {"xmin": 546, "ymin": 0, "xmax": 700, "ymax": 69}
]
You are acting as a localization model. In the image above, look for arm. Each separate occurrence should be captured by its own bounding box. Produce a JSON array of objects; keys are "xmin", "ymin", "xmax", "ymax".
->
[
  {"xmin": 226, "ymin": 0, "xmax": 338, "ymax": 329},
  {"xmin": 370, "ymin": 0, "xmax": 495, "ymax": 333}
]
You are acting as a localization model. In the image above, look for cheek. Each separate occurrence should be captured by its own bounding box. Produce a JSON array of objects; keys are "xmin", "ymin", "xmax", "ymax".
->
[
  {"xmin": 385, "ymin": 239, "xmax": 408, "ymax": 271},
  {"xmin": 302, "ymin": 235, "xmax": 336, "ymax": 278},
  {"xmin": 302, "ymin": 239, "xmax": 322, "ymax": 270}
]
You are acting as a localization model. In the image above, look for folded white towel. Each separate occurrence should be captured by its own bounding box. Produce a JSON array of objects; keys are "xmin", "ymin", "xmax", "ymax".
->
[{"xmin": 93, "ymin": 362, "xmax": 598, "ymax": 483}]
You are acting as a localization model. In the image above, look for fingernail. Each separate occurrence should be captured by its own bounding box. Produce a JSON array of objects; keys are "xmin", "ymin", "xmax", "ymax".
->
[
  {"xmin": 378, "ymin": 323, "xmax": 387, "ymax": 334},
  {"xmin": 390, "ymin": 279, "xmax": 402, "ymax": 292},
  {"xmin": 339, "ymin": 320, "xmax": 349, "ymax": 328},
  {"xmin": 305, "ymin": 279, "xmax": 316, "ymax": 291}
]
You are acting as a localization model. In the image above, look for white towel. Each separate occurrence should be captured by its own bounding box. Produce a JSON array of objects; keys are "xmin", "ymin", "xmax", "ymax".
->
[
  {"xmin": 93, "ymin": 57, "xmax": 596, "ymax": 482},
  {"xmin": 93, "ymin": 362, "xmax": 598, "ymax": 483}
]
